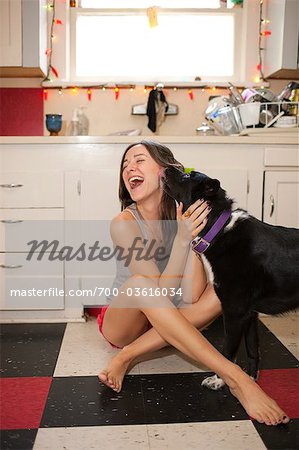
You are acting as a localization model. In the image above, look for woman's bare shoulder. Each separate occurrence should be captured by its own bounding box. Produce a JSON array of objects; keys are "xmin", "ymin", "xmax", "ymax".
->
[
  {"xmin": 110, "ymin": 209, "xmax": 140, "ymax": 242},
  {"xmin": 112, "ymin": 209, "xmax": 135, "ymax": 224}
]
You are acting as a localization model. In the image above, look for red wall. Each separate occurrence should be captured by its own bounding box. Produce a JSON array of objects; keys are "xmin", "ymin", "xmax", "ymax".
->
[{"xmin": 0, "ymin": 88, "xmax": 44, "ymax": 136}]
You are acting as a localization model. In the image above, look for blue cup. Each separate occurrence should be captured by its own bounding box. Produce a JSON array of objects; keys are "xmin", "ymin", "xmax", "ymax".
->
[{"xmin": 46, "ymin": 114, "xmax": 62, "ymax": 136}]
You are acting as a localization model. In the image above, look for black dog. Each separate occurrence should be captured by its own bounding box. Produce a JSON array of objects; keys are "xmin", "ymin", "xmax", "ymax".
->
[{"xmin": 162, "ymin": 166, "xmax": 299, "ymax": 389}]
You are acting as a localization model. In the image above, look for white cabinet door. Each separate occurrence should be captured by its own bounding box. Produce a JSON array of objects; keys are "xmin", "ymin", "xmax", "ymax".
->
[
  {"xmin": 263, "ymin": 171, "xmax": 299, "ymax": 227},
  {"xmin": 80, "ymin": 170, "xmax": 120, "ymax": 220},
  {"xmin": 203, "ymin": 168, "xmax": 249, "ymax": 211},
  {"xmin": 0, "ymin": 0, "xmax": 22, "ymax": 66},
  {"xmin": 0, "ymin": 253, "xmax": 64, "ymax": 310},
  {"xmin": 263, "ymin": 0, "xmax": 299, "ymax": 78}
]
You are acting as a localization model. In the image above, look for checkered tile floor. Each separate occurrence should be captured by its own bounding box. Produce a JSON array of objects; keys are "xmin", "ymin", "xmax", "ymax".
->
[{"xmin": 1, "ymin": 316, "xmax": 298, "ymax": 450}]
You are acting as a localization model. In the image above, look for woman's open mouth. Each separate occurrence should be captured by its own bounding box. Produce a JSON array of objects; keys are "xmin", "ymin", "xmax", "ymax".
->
[{"xmin": 128, "ymin": 176, "xmax": 144, "ymax": 190}]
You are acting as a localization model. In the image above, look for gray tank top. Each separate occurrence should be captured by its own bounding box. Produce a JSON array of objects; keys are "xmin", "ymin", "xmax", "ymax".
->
[{"xmin": 106, "ymin": 203, "xmax": 179, "ymax": 304}]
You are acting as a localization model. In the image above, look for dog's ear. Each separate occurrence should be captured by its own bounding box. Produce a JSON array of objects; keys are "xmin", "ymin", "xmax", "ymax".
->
[{"xmin": 204, "ymin": 178, "xmax": 220, "ymax": 197}]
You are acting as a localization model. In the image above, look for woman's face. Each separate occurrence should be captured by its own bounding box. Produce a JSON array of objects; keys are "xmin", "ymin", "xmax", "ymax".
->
[{"xmin": 122, "ymin": 144, "xmax": 163, "ymax": 203}]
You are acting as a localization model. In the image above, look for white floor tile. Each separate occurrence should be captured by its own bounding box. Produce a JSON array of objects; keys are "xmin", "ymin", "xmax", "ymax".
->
[
  {"xmin": 34, "ymin": 425, "xmax": 150, "ymax": 450},
  {"xmin": 260, "ymin": 315, "xmax": 299, "ymax": 359},
  {"xmin": 54, "ymin": 318, "xmax": 139, "ymax": 377},
  {"xmin": 147, "ymin": 421, "xmax": 266, "ymax": 450}
]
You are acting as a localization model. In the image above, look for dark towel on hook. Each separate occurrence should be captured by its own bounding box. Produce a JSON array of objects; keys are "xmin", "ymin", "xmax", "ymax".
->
[{"xmin": 146, "ymin": 89, "xmax": 169, "ymax": 132}]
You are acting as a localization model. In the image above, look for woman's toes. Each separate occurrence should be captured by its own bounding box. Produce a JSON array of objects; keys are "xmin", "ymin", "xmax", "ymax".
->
[
  {"xmin": 98, "ymin": 371, "xmax": 108, "ymax": 383},
  {"xmin": 282, "ymin": 415, "xmax": 290, "ymax": 424}
]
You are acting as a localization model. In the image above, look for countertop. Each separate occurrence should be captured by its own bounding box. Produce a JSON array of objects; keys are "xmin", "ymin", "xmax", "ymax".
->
[{"xmin": 0, "ymin": 130, "xmax": 298, "ymax": 145}]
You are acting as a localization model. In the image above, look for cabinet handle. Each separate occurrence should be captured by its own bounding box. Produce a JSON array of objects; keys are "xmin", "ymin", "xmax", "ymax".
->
[
  {"xmin": 77, "ymin": 180, "xmax": 81, "ymax": 196},
  {"xmin": 0, "ymin": 264, "xmax": 23, "ymax": 269},
  {"xmin": 1, "ymin": 219, "xmax": 24, "ymax": 223},
  {"xmin": 270, "ymin": 195, "xmax": 275, "ymax": 217},
  {"xmin": 0, "ymin": 183, "xmax": 23, "ymax": 188}
]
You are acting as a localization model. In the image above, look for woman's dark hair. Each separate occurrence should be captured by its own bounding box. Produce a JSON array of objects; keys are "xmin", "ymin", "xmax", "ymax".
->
[{"xmin": 119, "ymin": 140, "xmax": 184, "ymax": 220}]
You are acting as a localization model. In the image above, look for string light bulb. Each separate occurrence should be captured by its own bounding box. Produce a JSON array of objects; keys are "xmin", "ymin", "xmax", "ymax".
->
[
  {"xmin": 261, "ymin": 30, "xmax": 271, "ymax": 36},
  {"xmin": 58, "ymin": 88, "xmax": 62, "ymax": 95},
  {"xmin": 188, "ymin": 89, "xmax": 194, "ymax": 100}
]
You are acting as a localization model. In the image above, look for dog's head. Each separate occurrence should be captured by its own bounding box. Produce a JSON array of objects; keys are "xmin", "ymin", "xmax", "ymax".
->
[{"xmin": 161, "ymin": 166, "xmax": 233, "ymax": 213}]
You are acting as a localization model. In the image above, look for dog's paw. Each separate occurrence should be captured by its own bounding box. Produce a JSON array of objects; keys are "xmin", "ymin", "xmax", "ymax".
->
[{"xmin": 201, "ymin": 374, "xmax": 225, "ymax": 390}]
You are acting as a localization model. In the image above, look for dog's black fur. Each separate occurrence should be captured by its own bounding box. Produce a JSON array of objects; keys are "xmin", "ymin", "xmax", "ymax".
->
[{"xmin": 163, "ymin": 166, "xmax": 299, "ymax": 387}]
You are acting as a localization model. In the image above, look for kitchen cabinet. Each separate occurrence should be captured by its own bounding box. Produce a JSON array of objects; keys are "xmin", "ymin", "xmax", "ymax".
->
[
  {"xmin": 0, "ymin": 181, "xmax": 65, "ymax": 310},
  {"xmin": 0, "ymin": 0, "xmax": 47, "ymax": 77},
  {"xmin": 263, "ymin": 146, "xmax": 299, "ymax": 227},
  {"xmin": 0, "ymin": 0, "xmax": 22, "ymax": 67},
  {"xmin": 263, "ymin": 0, "xmax": 299, "ymax": 79},
  {"xmin": 263, "ymin": 171, "xmax": 299, "ymax": 227},
  {"xmin": 78, "ymin": 170, "xmax": 120, "ymax": 220}
]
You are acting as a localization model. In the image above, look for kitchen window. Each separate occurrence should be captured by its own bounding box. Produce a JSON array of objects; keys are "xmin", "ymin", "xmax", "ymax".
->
[{"xmin": 70, "ymin": 0, "xmax": 244, "ymax": 84}]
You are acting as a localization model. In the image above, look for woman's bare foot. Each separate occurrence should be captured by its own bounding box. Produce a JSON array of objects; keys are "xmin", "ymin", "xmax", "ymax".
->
[
  {"xmin": 98, "ymin": 347, "xmax": 133, "ymax": 393},
  {"xmin": 228, "ymin": 369, "xmax": 290, "ymax": 426}
]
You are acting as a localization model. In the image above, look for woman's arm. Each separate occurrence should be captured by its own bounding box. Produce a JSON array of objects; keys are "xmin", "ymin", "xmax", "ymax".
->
[
  {"xmin": 180, "ymin": 248, "xmax": 208, "ymax": 303},
  {"xmin": 110, "ymin": 201, "xmax": 210, "ymax": 294}
]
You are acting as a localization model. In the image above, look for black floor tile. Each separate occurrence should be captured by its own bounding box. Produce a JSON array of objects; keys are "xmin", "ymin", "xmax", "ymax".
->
[
  {"xmin": 41, "ymin": 376, "xmax": 145, "ymax": 427},
  {"xmin": 202, "ymin": 317, "xmax": 298, "ymax": 372},
  {"xmin": 140, "ymin": 372, "xmax": 248, "ymax": 424},
  {"xmin": 0, "ymin": 323, "xmax": 66, "ymax": 377},
  {"xmin": 41, "ymin": 374, "xmax": 248, "ymax": 428},
  {"xmin": 0, "ymin": 429, "xmax": 37, "ymax": 450},
  {"xmin": 253, "ymin": 418, "xmax": 299, "ymax": 450}
]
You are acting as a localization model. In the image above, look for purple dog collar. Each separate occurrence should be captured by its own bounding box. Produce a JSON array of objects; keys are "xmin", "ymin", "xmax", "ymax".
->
[{"xmin": 192, "ymin": 209, "xmax": 232, "ymax": 254}]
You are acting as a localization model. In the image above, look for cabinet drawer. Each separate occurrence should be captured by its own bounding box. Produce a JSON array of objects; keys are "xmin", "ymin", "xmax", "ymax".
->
[
  {"xmin": 0, "ymin": 209, "xmax": 64, "ymax": 252},
  {"xmin": 264, "ymin": 147, "xmax": 299, "ymax": 167},
  {"xmin": 0, "ymin": 172, "xmax": 64, "ymax": 207},
  {"xmin": 0, "ymin": 253, "xmax": 64, "ymax": 310}
]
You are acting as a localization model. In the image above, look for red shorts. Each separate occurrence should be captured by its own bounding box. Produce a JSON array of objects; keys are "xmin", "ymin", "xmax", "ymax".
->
[{"xmin": 97, "ymin": 306, "xmax": 121, "ymax": 349}]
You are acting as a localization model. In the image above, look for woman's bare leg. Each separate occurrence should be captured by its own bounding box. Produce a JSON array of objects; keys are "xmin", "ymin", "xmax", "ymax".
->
[
  {"xmin": 99, "ymin": 279, "xmax": 289, "ymax": 426},
  {"xmin": 99, "ymin": 283, "xmax": 220, "ymax": 388}
]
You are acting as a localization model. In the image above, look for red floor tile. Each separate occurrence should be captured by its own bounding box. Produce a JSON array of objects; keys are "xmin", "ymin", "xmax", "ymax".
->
[
  {"xmin": 0, "ymin": 377, "xmax": 52, "ymax": 429},
  {"xmin": 257, "ymin": 368, "xmax": 299, "ymax": 419}
]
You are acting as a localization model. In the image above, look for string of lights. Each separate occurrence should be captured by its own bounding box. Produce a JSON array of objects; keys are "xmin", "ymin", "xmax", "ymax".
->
[{"xmin": 257, "ymin": 0, "xmax": 271, "ymax": 83}]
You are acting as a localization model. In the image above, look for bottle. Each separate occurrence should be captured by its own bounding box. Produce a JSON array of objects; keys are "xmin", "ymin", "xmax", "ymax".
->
[
  {"xmin": 69, "ymin": 109, "xmax": 80, "ymax": 136},
  {"xmin": 77, "ymin": 106, "xmax": 89, "ymax": 135},
  {"xmin": 277, "ymin": 81, "xmax": 299, "ymax": 102}
]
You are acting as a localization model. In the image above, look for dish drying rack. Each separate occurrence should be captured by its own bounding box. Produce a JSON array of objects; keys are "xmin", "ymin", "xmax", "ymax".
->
[{"xmin": 252, "ymin": 101, "xmax": 299, "ymax": 128}]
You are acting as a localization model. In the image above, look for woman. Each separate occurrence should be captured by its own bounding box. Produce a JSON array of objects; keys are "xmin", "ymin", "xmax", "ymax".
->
[{"xmin": 98, "ymin": 140, "xmax": 289, "ymax": 426}]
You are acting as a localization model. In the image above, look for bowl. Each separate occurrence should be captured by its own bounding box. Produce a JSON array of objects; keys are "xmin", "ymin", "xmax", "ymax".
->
[{"xmin": 46, "ymin": 114, "xmax": 62, "ymax": 136}]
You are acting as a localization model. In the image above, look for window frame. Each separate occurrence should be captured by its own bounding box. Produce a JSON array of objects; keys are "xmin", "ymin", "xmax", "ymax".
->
[{"xmin": 69, "ymin": 7, "xmax": 244, "ymax": 85}]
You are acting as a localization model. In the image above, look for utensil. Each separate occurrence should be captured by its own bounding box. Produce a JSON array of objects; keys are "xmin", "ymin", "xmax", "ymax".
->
[
  {"xmin": 264, "ymin": 111, "xmax": 284, "ymax": 128},
  {"xmin": 228, "ymin": 83, "xmax": 244, "ymax": 104}
]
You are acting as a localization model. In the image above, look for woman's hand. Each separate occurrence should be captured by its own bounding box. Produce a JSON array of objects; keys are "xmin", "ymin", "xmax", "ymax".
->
[{"xmin": 176, "ymin": 199, "xmax": 211, "ymax": 245}]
